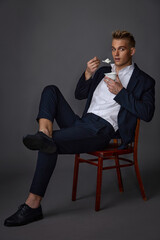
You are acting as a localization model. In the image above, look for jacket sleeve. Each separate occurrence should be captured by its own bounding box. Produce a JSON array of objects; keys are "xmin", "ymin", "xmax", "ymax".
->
[
  {"xmin": 74, "ymin": 72, "xmax": 93, "ymax": 100},
  {"xmin": 114, "ymin": 79, "xmax": 155, "ymax": 122},
  {"xmin": 75, "ymin": 67, "xmax": 107, "ymax": 100}
]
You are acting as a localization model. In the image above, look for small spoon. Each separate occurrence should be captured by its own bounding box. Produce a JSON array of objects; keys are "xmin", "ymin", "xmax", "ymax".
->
[{"xmin": 102, "ymin": 58, "xmax": 111, "ymax": 64}]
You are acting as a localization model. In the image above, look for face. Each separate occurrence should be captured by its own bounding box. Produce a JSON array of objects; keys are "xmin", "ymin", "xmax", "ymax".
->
[{"xmin": 112, "ymin": 39, "xmax": 135, "ymax": 70}]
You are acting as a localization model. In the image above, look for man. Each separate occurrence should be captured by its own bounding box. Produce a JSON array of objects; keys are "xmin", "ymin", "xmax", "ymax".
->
[{"xmin": 4, "ymin": 30, "xmax": 155, "ymax": 226}]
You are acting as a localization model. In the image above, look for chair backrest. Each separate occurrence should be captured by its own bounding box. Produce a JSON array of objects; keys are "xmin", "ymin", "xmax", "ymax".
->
[
  {"xmin": 133, "ymin": 118, "xmax": 140, "ymax": 154},
  {"xmin": 113, "ymin": 118, "xmax": 140, "ymax": 151}
]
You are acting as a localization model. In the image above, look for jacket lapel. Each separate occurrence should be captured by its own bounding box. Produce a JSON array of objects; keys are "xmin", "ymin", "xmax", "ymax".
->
[
  {"xmin": 92, "ymin": 66, "xmax": 112, "ymax": 93},
  {"xmin": 83, "ymin": 67, "xmax": 111, "ymax": 115},
  {"xmin": 126, "ymin": 63, "xmax": 140, "ymax": 92}
]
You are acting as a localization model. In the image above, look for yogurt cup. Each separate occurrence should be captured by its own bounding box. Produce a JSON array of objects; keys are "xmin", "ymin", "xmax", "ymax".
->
[{"xmin": 104, "ymin": 72, "xmax": 117, "ymax": 81}]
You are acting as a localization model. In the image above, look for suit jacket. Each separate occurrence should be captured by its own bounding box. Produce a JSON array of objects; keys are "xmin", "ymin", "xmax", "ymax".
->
[{"xmin": 75, "ymin": 64, "xmax": 155, "ymax": 148}]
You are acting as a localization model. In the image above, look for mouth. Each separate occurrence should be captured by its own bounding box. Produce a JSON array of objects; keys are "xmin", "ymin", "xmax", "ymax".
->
[{"xmin": 114, "ymin": 58, "xmax": 120, "ymax": 61}]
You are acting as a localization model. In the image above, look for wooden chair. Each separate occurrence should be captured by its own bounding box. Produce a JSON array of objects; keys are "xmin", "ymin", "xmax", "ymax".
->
[{"xmin": 72, "ymin": 119, "xmax": 147, "ymax": 211}]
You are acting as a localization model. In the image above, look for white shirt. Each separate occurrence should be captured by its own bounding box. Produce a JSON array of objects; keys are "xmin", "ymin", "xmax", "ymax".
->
[{"xmin": 87, "ymin": 62, "xmax": 134, "ymax": 131}]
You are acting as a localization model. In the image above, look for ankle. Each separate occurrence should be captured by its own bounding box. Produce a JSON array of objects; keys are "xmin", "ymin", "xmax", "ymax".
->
[
  {"xmin": 25, "ymin": 194, "xmax": 42, "ymax": 209},
  {"xmin": 39, "ymin": 128, "xmax": 52, "ymax": 138},
  {"xmin": 25, "ymin": 201, "xmax": 40, "ymax": 209}
]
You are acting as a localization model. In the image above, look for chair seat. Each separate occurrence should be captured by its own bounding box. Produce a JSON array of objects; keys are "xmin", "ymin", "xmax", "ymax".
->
[{"xmin": 89, "ymin": 142, "xmax": 134, "ymax": 157}]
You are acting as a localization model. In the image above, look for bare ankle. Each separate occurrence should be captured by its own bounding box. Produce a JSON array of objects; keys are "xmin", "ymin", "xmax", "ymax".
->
[
  {"xmin": 25, "ymin": 193, "xmax": 42, "ymax": 209},
  {"xmin": 39, "ymin": 128, "xmax": 52, "ymax": 138},
  {"xmin": 39, "ymin": 118, "xmax": 53, "ymax": 138}
]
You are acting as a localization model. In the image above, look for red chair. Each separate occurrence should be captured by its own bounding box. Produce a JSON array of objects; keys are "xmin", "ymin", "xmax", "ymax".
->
[{"xmin": 72, "ymin": 119, "xmax": 147, "ymax": 211}]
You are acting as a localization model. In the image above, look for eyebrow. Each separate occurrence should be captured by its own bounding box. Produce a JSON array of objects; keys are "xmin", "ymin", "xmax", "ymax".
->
[{"xmin": 112, "ymin": 46, "xmax": 127, "ymax": 49}]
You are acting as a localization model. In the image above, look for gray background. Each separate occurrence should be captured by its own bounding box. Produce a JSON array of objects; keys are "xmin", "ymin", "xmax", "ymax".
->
[{"xmin": 0, "ymin": 0, "xmax": 160, "ymax": 239}]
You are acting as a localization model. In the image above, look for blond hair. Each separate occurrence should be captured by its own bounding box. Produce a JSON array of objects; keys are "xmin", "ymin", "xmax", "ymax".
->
[{"xmin": 112, "ymin": 30, "xmax": 136, "ymax": 47}]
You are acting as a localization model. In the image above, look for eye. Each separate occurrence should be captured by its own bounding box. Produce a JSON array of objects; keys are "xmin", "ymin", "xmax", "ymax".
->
[
  {"xmin": 112, "ymin": 48, "xmax": 115, "ymax": 52},
  {"xmin": 119, "ymin": 47, "xmax": 125, "ymax": 51}
]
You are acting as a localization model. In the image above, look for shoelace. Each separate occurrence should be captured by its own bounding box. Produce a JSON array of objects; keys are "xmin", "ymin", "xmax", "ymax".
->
[{"xmin": 18, "ymin": 204, "xmax": 29, "ymax": 216}]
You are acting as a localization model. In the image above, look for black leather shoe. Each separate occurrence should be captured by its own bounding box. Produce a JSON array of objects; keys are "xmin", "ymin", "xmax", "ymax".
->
[
  {"xmin": 23, "ymin": 131, "xmax": 57, "ymax": 154},
  {"xmin": 4, "ymin": 203, "xmax": 43, "ymax": 227}
]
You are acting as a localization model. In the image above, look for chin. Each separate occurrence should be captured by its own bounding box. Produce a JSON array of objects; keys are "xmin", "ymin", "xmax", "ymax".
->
[{"xmin": 115, "ymin": 62, "xmax": 122, "ymax": 67}]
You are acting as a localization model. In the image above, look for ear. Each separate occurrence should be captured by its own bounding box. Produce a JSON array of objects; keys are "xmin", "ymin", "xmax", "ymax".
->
[{"xmin": 130, "ymin": 47, "xmax": 136, "ymax": 56}]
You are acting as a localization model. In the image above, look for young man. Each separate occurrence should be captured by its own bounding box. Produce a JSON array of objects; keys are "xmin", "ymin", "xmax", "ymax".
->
[{"xmin": 4, "ymin": 30, "xmax": 155, "ymax": 226}]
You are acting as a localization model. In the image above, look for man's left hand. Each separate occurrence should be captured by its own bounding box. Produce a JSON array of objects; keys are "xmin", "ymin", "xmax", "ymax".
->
[{"xmin": 104, "ymin": 75, "xmax": 123, "ymax": 95}]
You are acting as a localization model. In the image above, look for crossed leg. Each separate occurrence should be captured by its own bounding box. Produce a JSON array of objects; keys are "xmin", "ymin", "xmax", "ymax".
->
[
  {"xmin": 4, "ymin": 85, "xmax": 114, "ymax": 226},
  {"xmin": 25, "ymin": 85, "xmax": 80, "ymax": 208}
]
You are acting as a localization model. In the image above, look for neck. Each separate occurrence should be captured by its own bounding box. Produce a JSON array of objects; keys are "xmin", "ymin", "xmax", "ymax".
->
[{"xmin": 115, "ymin": 61, "xmax": 133, "ymax": 73}]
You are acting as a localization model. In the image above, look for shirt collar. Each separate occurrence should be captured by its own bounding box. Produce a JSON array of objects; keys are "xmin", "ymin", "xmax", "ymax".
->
[{"xmin": 111, "ymin": 62, "xmax": 134, "ymax": 74}]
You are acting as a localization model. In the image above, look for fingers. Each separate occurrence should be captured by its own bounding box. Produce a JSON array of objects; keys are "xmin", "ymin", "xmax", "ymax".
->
[
  {"xmin": 104, "ymin": 77, "xmax": 116, "ymax": 90},
  {"xmin": 89, "ymin": 61, "xmax": 100, "ymax": 67},
  {"xmin": 88, "ymin": 56, "xmax": 100, "ymax": 64},
  {"xmin": 88, "ymin": 61, "xmax": 100, "ymax": 69},
  {"xmin": 104, "ymin": 76, "xmax": 123, "ymax": 95},
  {"xmin": 89, "ymin": 62, "xmax": 100, "ymax": 71},
  {"xmin": 86, "ymin": 56, "xmax": 100, "ymax": 75},
  {"xmin": 104, "ymin": 76, "xmax": 115, "ymax": 84},
  {"xmin": 104, "ymin": 79, "xmax": 117, "ymax": 94},
  {"xmin": 104, "ymin": 75, "xmax": 121, "ymax": 84}
]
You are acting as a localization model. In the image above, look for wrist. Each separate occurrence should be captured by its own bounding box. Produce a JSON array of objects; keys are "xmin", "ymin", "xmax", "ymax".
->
[
  {"xmin": 117, "ymin": 86, "xmax": 123, "ymax": 94},
  {"xmin": 85, "ymin": 70, "xmax": 92, "ymax": 80}
]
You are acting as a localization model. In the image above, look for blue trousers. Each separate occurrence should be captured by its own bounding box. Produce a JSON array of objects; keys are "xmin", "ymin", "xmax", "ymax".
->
[{"xmin": 30, "ymin": 85, "xmax": 115, "ymax": 197}]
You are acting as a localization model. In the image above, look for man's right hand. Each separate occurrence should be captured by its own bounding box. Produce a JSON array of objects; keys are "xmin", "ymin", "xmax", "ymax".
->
[{"xmin": 85, "ymin": 56, "xmax": 100, "ymax": 80}]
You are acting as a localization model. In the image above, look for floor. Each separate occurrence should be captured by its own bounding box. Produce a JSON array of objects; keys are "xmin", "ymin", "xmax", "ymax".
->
[{"xmin": 1, "ymin": 154, "xmax": 160, "ymax": 240}]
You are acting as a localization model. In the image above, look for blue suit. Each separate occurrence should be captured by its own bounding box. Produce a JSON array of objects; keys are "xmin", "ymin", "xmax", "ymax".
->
[
  {"xmin": 30, "ymin": 64, "xmax": 155, "ymax": 196},
  {"xmin": 75, "ymin": 64, "xmax": 155, "ymax": 147}
]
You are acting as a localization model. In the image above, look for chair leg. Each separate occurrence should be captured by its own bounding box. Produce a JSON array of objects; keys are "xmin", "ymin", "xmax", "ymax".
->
[
  {"xmin": 134, "ymin": 154, "xmax": 147, "ymax": 200},
  {"xmin": 115, "ymin": 155, "xmax": 124, "ymax": 192},
  {"xmin": 95, "ymin": 157, "xmax": 103, "ymax": 211},
  {"xmin": 72, "ymin": 154, "xmax": 80, "ymax": 201}
]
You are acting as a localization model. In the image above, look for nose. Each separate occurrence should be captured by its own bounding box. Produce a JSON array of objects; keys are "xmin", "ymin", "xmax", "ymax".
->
[{"xmin": 115, "ymin": 50, "xmax": 119, "ymax": 56}]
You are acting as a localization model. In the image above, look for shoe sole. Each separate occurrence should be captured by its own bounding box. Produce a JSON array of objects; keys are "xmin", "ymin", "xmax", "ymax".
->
[
  {"xmin": 23, "ymin": 136, "xmax": 43, "ymax": 150},
  {"xmin": 23, "ymin": 135, "xmax": 57, "ymax": 154},
  {"xmin": 4, "ymin": 215, "xmax": 43, "ymax": 227}
]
